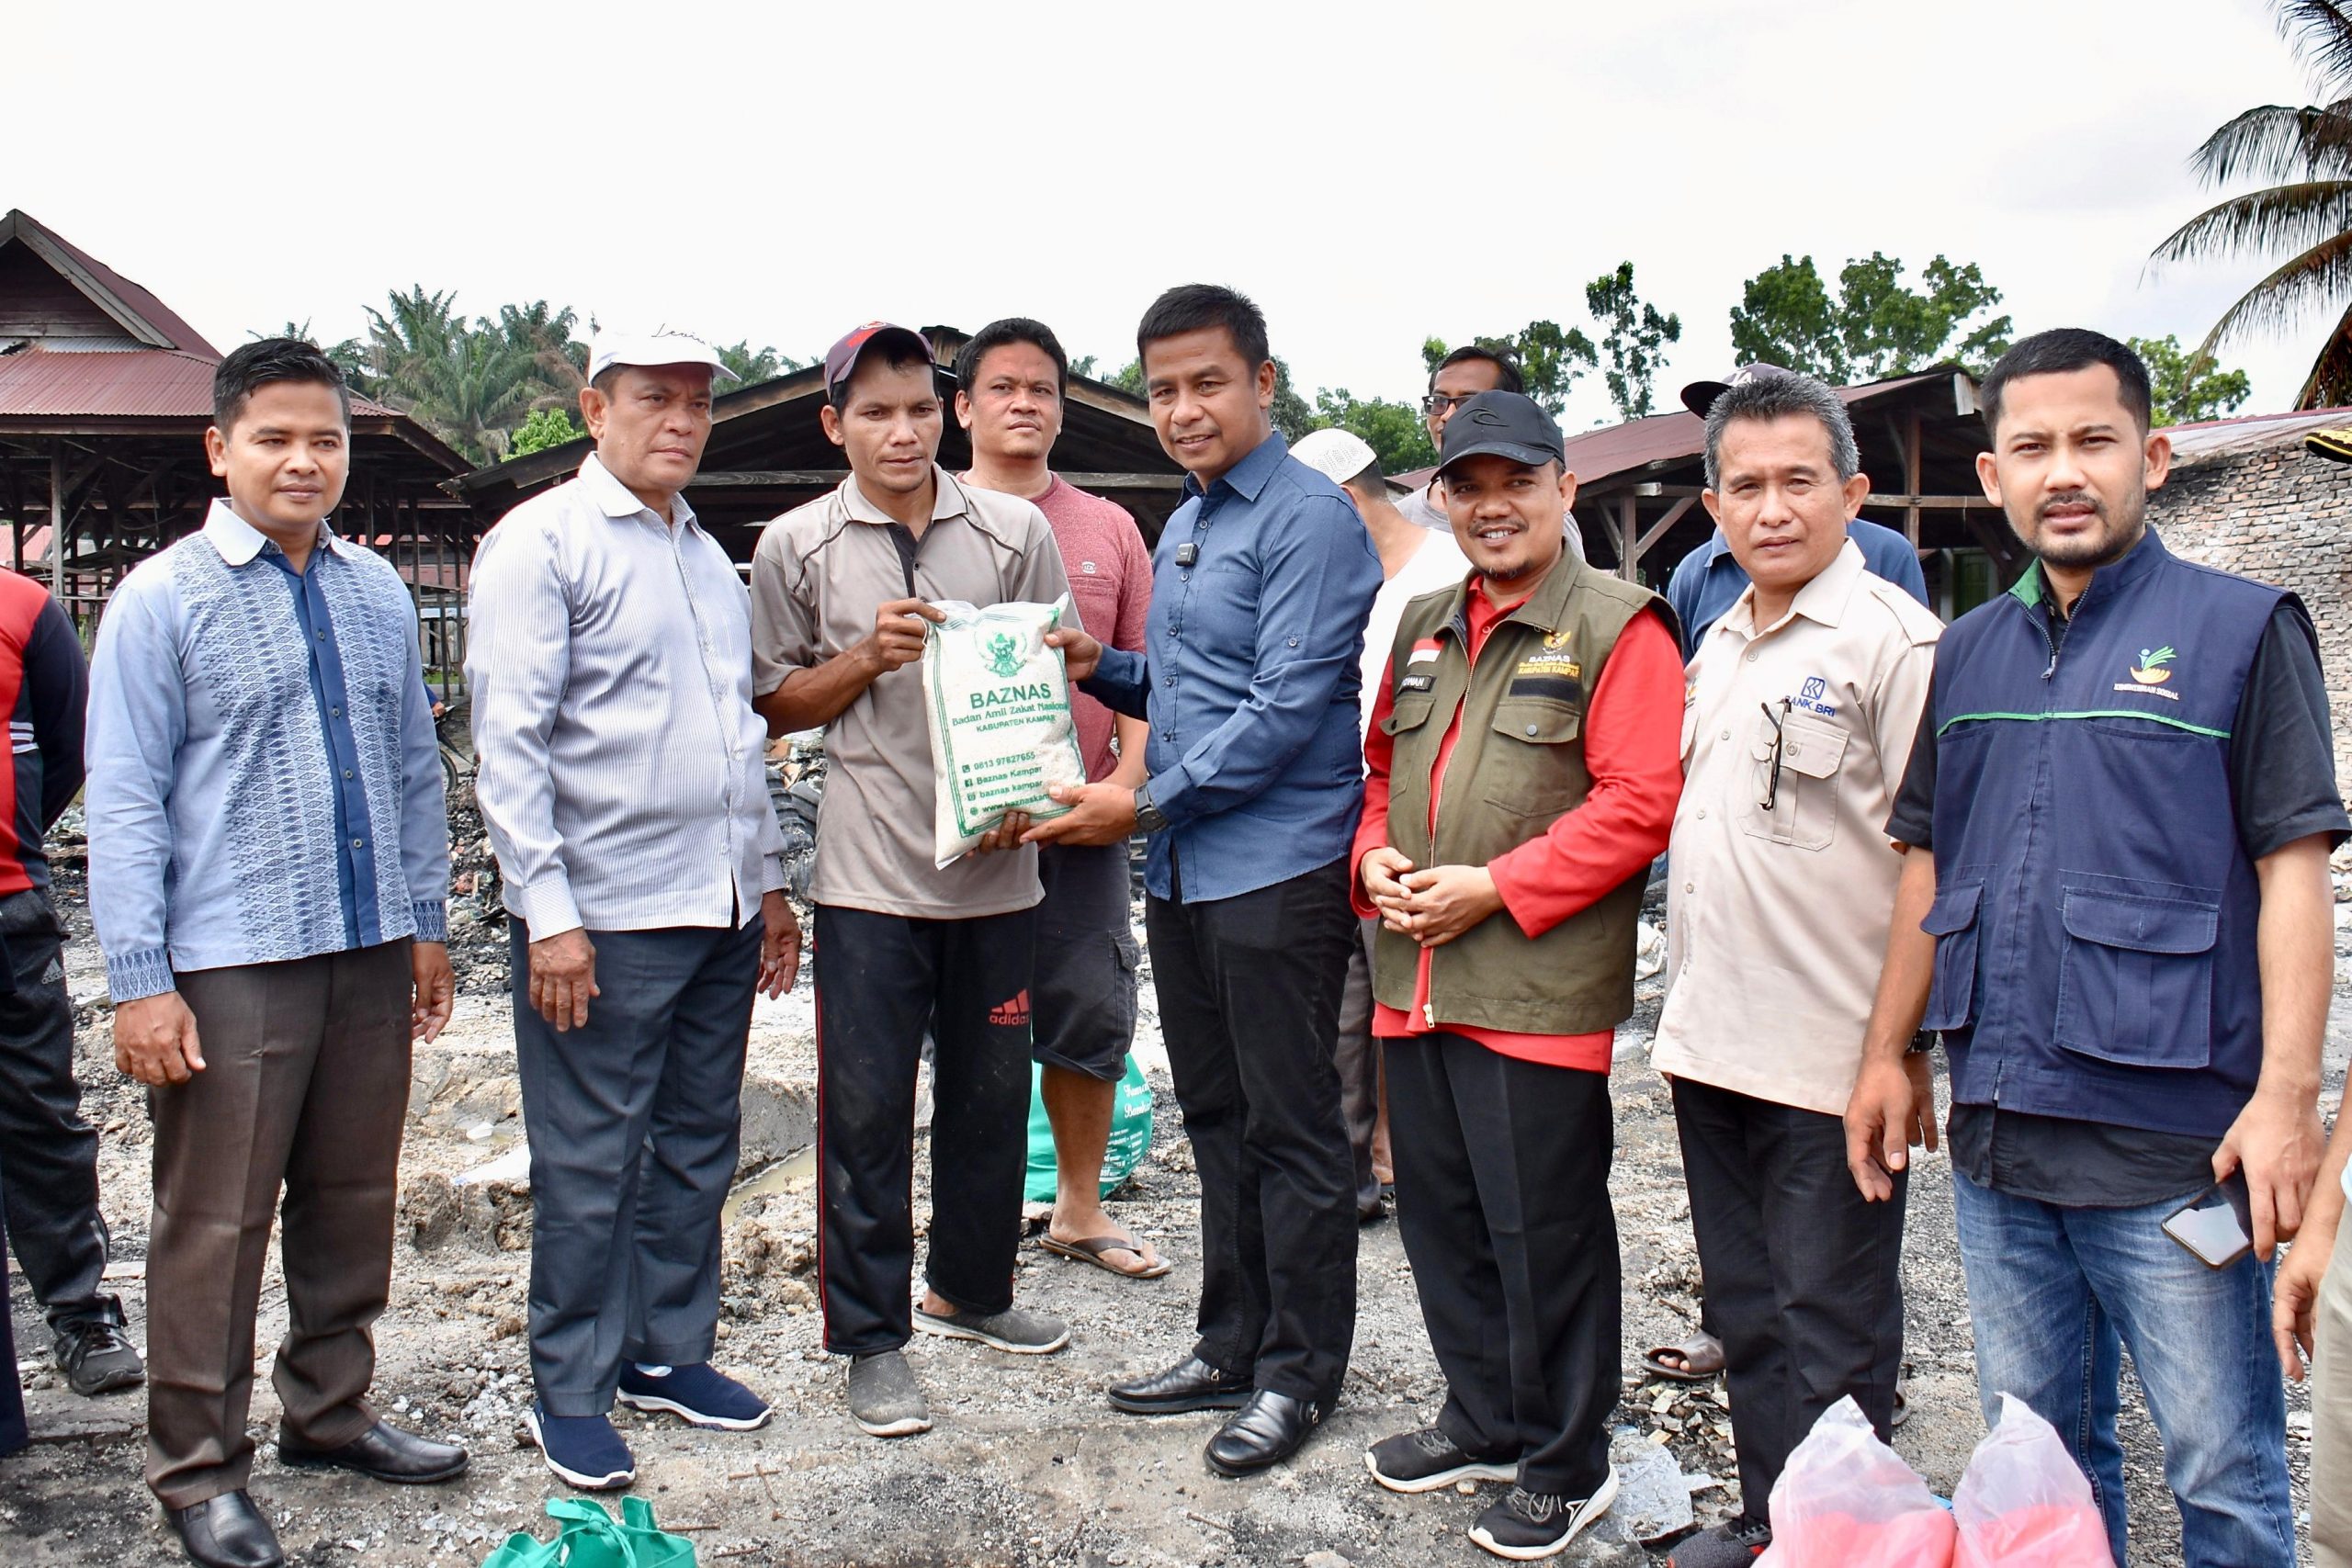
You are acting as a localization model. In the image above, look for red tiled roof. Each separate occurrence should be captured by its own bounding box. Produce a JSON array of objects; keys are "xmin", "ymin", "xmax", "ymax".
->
[{"xmin": 0, "ymin": 346, "xmax": 397, "ymax": 420}]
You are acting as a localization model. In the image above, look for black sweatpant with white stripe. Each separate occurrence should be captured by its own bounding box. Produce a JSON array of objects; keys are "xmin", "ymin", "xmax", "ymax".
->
[{"xmin": 813, "ymin": 903, "xmax": 1036, "ymax": 1359}]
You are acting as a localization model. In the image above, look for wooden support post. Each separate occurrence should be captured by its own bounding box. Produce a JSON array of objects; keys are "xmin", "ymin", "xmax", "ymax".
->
[
  {"xmin": 49, "ymin": 446, "xmax": 64, "ymax": 613},
  {"xmin": 1632, "ymin": 496, "xmax": 1698, "ymax": 565},
  {"xmin": 1904, "ymin": 411, "xmax": 1923, "ymax": 549},
  {"xmin": 1617, "ymin": 496, "xmax": 1640, "ymax": 584}
]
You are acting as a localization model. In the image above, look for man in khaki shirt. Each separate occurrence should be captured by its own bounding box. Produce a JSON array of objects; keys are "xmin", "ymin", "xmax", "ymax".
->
[
  {"xmin": 751, "ymin": 323, "xmax": 1073, "ymax": 1443},
  {"xmin": 1651, "ymin": 370, "xmax": 1939, "ymax": 1568}
]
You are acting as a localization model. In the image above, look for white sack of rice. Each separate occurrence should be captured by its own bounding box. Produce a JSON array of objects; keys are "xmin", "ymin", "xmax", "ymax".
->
[{"xmin": 922, "ymin": 596, "xmax": 1087, "ymax": 868}]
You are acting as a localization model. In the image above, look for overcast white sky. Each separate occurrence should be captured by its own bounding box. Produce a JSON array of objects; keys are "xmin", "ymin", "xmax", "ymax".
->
[{"xmin": 15, "ymin": 0, "xmax": 2335, "ymax": 426}]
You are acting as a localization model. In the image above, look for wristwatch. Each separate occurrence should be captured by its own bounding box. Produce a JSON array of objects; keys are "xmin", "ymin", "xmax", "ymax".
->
[
  {"xmin": 1905, "ymin": 1029, "xmax": 1939, "ymax": 1055},
  {"xmin": 1133, "ymin": 784, "xmax": 1168, "ymax": 835}
]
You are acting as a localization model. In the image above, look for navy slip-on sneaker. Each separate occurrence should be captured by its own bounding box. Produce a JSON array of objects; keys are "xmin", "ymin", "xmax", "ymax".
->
[
  {"xmin": 617, "ymin": 1362, "xmax": 773, "ymax": 1431},
  {"xmin": 522, "ymin": 1405, "xmax": 636, "ymax": 1491}
]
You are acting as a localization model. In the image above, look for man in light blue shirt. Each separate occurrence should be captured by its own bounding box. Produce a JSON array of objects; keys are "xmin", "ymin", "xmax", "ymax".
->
[
  {"xmin": 1667, "ymin": 365, "xmax": 1929, "ymax": 657},
  {"xmin": 86, "ymin": 339, "xmax": 461, "ymax": 1568}
]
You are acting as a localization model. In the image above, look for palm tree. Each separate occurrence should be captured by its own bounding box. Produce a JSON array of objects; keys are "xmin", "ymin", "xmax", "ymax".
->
[{"xmin": 2153, "ymin": 1, "xmax": 2352, "ymax": 407}]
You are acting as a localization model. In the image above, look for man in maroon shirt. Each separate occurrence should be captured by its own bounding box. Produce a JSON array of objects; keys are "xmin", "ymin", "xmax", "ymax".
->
[
  {"xmin": 1355, "ymin": 392, "xmax": 1682, "ymax": 1560},
  {"xmin": 955, "ymin": 319, "xmax": 1165, "ymax": 1279}
]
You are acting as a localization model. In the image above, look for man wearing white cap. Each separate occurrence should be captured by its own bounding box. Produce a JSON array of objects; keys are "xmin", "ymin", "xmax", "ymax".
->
[
  {"xmin": 469, "ymin": 333, "xmax": 803, "ymax": 1491},
  {"xmin": 1291, "ymin": 428, "xmax": 1465, "ymax": 1221}
]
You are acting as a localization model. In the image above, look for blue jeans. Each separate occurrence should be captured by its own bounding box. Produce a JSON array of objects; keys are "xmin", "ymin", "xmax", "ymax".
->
[{"xmin": 1951, "ymin": 1168, "xmax": 2295, "ymax": 1568}]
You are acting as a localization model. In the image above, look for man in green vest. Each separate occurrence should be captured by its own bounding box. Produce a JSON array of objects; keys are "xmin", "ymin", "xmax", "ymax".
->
[{"xmin": 1353, "ymin": 391, "xmax": 1684, "ymax": 1561}]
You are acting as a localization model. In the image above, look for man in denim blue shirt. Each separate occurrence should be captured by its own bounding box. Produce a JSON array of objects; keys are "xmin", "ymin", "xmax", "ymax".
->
[
  {"xmin": 86, "ymin": 340, "xmax": 461, "ymax": 1568},
  {"xmin": 1037, "ymin": 285, "xmax": 1380, "ymax": 1476}
]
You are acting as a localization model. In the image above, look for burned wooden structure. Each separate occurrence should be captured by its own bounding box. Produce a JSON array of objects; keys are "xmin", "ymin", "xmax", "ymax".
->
[
  {"xmin": 449, "ymin": 325, "xmax": 1186, "ymax": 558},
  {"xmin": 1398, "ymin": 366, "xmax": 2007, "ymax": 612},
  {"xmin": 0, "ymin": 210, "xmax": 475, "ymax": 670}
]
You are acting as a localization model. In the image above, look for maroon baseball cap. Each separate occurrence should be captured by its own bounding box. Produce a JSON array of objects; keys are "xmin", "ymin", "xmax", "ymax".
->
[{"xmin": 823, "ymin": 321, "xmax": 933, "ymax": 404}]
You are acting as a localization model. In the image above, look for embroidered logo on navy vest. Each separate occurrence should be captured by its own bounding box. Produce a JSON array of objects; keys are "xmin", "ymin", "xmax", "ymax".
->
[{"xmin": 2115, "ymin": 645, "xmax": 2180, "ymax": 701}]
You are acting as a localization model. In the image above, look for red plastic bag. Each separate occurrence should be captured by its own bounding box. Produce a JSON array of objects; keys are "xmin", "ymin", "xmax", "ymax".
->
[
  {"xmin": 1952, "ymin": 1394, "xmax": 2114, "ymax": 1568},
  {"xmin": 1757, "ymin": 1396, "xmax": 1955, "ymax": 1568}
]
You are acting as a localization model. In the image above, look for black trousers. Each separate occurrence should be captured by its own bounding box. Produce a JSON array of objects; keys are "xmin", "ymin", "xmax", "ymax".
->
[
  {"xmin": 814, "ymin": 904, "xmax": 1035, "ymax": 1358},
  {"xmin": 514, "ymin": 921, "xmax": 762, "ymax": 1416},
  {"xmin": 0, "ymin": 1157, "xmax": 26, "ymax": 1459},
  {"xmin": 1146, "ymin": 858, "xmax": 1357, "ymax": 1403},
  {"xmin": 1387, "ymin": 1032, "xmax": 1618, "ymax": 1497},
  {"xmin": 0, "ymin": 888, "xmax": 113, "ymax": 1327},
  {"xmin": 1671, "ymin": 1077, "xmax": 1906, "ymax": 1518}
]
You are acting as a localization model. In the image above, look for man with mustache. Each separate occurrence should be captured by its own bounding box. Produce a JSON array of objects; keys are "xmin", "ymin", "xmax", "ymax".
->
[
  {"xmin": 1847, "ymin": 329, "xmax": 2345, "ymax": 1568},
  {"xmin": 1351, "ymin": 391, "xmax": 1681, "ymax": 1559}
]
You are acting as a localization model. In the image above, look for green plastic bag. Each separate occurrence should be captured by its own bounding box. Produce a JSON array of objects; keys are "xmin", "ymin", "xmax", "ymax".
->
[
  {"xmin": 1023, "ymin": 1054, "xmax": 1153, "ymax": 1203},
  {"xmin": 481, "ymin": 1497, "xmax": 696, "ymax": 1568}
]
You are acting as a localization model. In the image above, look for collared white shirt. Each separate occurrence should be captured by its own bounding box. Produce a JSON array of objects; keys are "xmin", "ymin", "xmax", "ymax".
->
[
  {"xmin": 1654, "ymin": 539, "xmax": 1942, "ymax": 1116},
  {"xmin": 467, "ymin": 455, "xmax": 785, "ymax": 937}
]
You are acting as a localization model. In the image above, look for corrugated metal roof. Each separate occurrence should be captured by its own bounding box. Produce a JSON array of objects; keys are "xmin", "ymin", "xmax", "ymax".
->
[
  {"xmin": 1396, "ymin": 368, "xmax": 1969, "ymax": 491},
  {"xmin": 0, "ymin": 346, "xmax": 398, "ymax": 420},
  {"xmin": 9, "ymin": 212, "xmax": 220, "ymax": 356},
  {"xmin": 2160, "ymin": 406, "xmax": 2352, "ymax": 464}
]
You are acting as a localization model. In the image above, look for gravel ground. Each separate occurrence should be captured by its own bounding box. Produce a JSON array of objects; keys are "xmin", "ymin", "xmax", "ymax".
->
[{"xmin": 5, "ymin": 853, "xmax": 2343, "ymax": 1566}]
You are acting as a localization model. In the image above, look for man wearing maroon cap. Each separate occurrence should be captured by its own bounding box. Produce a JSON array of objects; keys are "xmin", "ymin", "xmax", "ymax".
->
[{"xmin": 752, "ymin": 323, "xmax": 1075, "ymax": 1440}]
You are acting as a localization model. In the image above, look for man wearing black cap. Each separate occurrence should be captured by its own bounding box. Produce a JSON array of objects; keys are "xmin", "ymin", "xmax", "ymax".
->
[
  {"xmin": 1351, "ymin": 390, "xmax": 1682, "ymax": 1559},
  {"xmin": 1665, "ymin": 366, "xmax": 1928, "ymax": 657},
  {"xmin": 751, "ymin": 322, "xmax": 1074, "ymax": 1442}
]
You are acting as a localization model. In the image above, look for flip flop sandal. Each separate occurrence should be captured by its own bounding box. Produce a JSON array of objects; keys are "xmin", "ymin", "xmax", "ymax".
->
[
  {"xmin": 1641, "ymin": 1331, "xmax": 1726, "ymax": 1382},
  {"xmin": 1040, "ymin": 1233, "xmax": 1173, "ymax": 1280}
]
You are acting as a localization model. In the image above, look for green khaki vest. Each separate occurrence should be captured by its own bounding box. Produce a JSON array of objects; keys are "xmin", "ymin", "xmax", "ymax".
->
[{"xmin": 1374, "ymin": 557, "xmax": 1672, "ymax": 1036}]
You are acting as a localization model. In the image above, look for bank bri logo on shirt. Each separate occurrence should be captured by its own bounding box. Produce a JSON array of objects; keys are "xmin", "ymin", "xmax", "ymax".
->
[
  {"xmin": 1793, "ymin": 675, "xmax": 1838, "ymax": 717},
  {"xmin": 2117, "ymin": 645, "xmax": 2182, "ymax": 701}
]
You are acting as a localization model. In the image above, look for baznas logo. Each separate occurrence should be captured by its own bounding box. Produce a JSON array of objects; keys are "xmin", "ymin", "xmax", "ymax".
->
[
  {"xmin": 984, "ymin": 631, "xmax": 1023, "ymax": 679},
  {"xmin": 2129, "ymin": 646, "xmax": 2177, "ymax": 685}
]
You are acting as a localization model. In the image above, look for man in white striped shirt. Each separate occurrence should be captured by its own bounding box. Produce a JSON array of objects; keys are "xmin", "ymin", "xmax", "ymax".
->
[{"xmin": 467, "ymin": 333, "xmax": 801, "ymax": 1493}]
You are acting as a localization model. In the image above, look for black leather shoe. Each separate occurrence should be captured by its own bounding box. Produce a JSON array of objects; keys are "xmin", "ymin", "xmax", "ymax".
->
[
  {"xmin": 1204, "ymin": 1389, "xmax": 1331, "ymax": 1477},
  {"xmin": 164, "ymin": 1490, "xmax": 285, "ymax": 1568},
  {"xmin": 1107, "ymin": 1355, "xmax": 1253, "ymax": 1415},
  {"xmin": 277, "ymin": 1419, "xmax": 469, "ymax": 1483}
]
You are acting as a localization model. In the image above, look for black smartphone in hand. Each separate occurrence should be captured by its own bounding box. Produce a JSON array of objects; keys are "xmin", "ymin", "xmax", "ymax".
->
[{"xmin": 2162, "ymin": 1175, "xmax": 2255, "ymax": 1269}]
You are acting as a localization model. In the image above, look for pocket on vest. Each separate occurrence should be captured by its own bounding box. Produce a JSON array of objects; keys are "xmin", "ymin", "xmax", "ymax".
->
[
  {"xmin": 2052, "ymin": 884, "xmax": 2220, "ymax": 1069},
  {"xmin": 1920, "ymin": 874, "xmax": 1984, "ymax": 1032}
]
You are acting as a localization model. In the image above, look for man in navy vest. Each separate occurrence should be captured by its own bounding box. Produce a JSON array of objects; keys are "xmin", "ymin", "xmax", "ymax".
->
[{"xmin": 1846, "ymin": 329, "xmax": 2345, "ymax": 1568}]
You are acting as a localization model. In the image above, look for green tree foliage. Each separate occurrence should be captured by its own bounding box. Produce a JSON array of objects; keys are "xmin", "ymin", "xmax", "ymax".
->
[
  {"xmin": 508, "ymin": 406, "xmax": 583, "ymax": 457},
  {"xmin": 1270, "ymin": 357, "xmax": 1316, "ymax": 441},
  {"xmin": 1421, "ymin": 323, "xmax": 1599, "ymax": 415},
  {"xmin": 1102, "ymin": 358, "xmax": 1146, "ymax": 395},
  {"xmin": 2128, "ymin": 334, "xmax": 2254, "ymax": 424},
  {"xmin": 716, "ymin": 340, "xmax": 802, "ymax": 385},
  {"xmin": 1728, "ymin": 254, "xmax": 2012, "ymax": 383},
  {"xmin": 266, "ymin": 321, "xmax": 370, "ymax": 392},
  {"xmin": 1309, "ymin": 389, "xmax": 1437, "ymax": 474},
  {"xmin": 2151, "ymin": 1, "xmax": 2352, "ymax": 405},
  {"xmin": 1584, "ymin": 263, "xmax": 1683, "ymax": 420}
]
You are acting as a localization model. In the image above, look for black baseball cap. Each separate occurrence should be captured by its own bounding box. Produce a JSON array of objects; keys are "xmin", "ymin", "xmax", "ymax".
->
[
  {"xmin": 1678, "ymin": 362, "xmax": 1797, "ymax": 419},
  {"xmin": 1434, "ymin": 390, "xmax": 1566, "ymax": 477}
]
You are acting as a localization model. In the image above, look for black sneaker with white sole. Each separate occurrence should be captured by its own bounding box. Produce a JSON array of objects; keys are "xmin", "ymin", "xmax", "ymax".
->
[
  {"xmin": 1469, "ymin": 1467, "xmax": 1619, "ymax": 1561},
  {"xmin": 1365, "ymin": 1427, "xmax": 1518, "ymax": 1494}
]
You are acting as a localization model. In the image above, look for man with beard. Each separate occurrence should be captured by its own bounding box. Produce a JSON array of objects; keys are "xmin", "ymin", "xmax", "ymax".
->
[
  {"xmin": 1353, "ymin": 391, "xmax": 1681, "ymax": 1559},
  {"xmin": 1848, "ymin": 329, "xmax": 2344, "ymax": 1568}
]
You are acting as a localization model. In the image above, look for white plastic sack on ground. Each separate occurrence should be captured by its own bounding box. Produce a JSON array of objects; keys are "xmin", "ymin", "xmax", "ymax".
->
[
  {"xmin": 1951, "ymin": 1394, "xmax": 2113, "ymax": 1568},
  {"xmin": 922, "ymin": 596, "xmax": 1086, "ymax": 867},
  {"xmin": 1757, "ymin": 1395, "xmax": 1955, "ymax": 1567}
]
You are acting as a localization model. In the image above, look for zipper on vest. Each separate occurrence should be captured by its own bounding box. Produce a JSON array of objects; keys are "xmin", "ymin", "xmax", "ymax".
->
[{"xmin": 2031, "ymin": 604, "xmax": 2059, "ymax": 679}]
